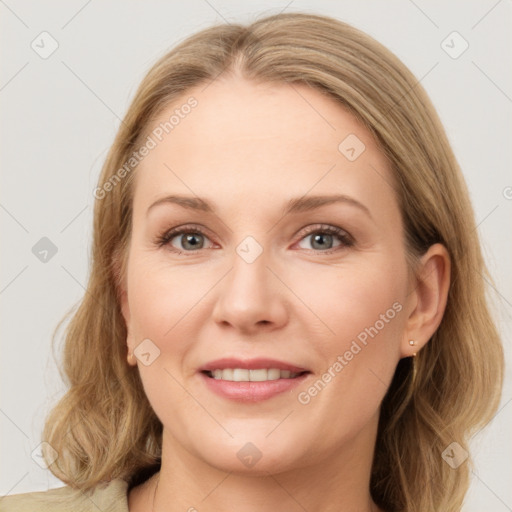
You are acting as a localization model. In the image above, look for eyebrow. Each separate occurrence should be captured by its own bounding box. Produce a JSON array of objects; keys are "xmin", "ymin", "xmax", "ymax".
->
[{"xmin": 147, "ymin": 193, "xmax": 372, "ymax": 219}]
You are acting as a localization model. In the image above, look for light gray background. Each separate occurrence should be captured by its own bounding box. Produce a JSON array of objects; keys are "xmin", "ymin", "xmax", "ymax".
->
[{"xmin": 1, "ymin": 1, "xmax": 511, "ymax": 510}]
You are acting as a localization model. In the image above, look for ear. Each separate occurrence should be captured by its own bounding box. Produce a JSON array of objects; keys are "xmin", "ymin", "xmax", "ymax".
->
[
  {"xmin": 112, "ymin": 248, "xmax": 137, "ymax": 366},
  {"xmin": 121, "ymin": 292, "xmax": 137, "ymax": 367},
  {"xmin": 401, "ymin": 243, "xmax": 451, "ymax": 358}
]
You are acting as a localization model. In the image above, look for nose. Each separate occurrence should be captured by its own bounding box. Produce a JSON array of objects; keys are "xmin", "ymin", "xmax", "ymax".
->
[{"xmin": 211, "ymin": 244, "xmax": 289, "ymax": 335}]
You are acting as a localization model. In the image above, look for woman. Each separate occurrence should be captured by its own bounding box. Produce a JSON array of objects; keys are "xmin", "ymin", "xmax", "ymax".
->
[{"xmin": 1, "ymin": 12, "xmax": 503, "ymax": 512}]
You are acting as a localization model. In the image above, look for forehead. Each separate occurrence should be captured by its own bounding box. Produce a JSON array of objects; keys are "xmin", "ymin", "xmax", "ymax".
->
[{"xmin": 132, "ymin": 75, "xmax": 396, "ymax": 214}]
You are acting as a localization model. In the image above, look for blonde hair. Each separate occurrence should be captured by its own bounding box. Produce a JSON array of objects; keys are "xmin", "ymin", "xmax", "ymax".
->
[{"xmin": 42, "ymin": 12, "xmax": 504, "ymax": 511}]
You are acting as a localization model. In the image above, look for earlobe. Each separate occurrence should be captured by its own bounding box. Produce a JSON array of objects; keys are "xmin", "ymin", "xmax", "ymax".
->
[
  {"xmin": 402, "ymin": 243, "xmax": 451, "ymax": 357},
  {"xmin": 127, "ymin": 348, "xmax": 137, "ymax": 366}
]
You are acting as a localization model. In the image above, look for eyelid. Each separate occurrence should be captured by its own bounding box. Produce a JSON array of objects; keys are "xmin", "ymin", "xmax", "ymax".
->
[{"xmin": 296, "ymin": 223, "xmax": 351, "ymax": 239}]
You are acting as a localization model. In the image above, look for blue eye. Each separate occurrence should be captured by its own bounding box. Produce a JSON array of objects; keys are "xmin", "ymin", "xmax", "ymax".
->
[
  {"xmin": 157, "ymin": 227, "xmax": 213, "ymax": 252},
  {"xmin": 156, "ymin": 224, "xmax": 353, "ymax": 255},
  {"xmin": 174, "ymin": 232, "xmax": 206, "ymax": 251},
  {"xmin": 297, "ymin": 225, "xmax": 353, "ymax": 252},
  {"xmin": 300, "ymin": 232, "xmax": 339, "ymax": 251}
]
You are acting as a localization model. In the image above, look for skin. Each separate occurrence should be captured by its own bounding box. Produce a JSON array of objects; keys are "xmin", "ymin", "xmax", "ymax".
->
[{"xmin": 120, "ymin": 74, "xmax": 450, "ymax": 512}]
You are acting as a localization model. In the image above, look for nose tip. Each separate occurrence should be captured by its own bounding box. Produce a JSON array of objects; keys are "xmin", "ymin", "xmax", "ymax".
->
[{"xmin": 211, "ymin": 249, "xmax": 288, "ymax": 333}]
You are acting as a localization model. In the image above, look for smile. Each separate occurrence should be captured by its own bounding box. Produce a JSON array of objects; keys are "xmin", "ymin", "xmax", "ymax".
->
[{"xmin": 203, "ymin": 368, "xmax": 306, "ymax": 381}]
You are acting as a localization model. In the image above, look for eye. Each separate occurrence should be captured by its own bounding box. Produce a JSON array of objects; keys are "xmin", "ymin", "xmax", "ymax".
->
[
  {"xmin": 156, "ymin": 223, "xmax": 354, "ymax": 255},
  {"xmin": 296, "ymin": 224, "xmax": 354, "ymax": 253},
  {"xmin": 156, "ymin": 225, "xmax": 214, "ymax": 253}
]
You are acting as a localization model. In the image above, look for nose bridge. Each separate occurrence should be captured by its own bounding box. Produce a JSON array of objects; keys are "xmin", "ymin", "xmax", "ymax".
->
[{"xmin": 212, "ymin": 234, "xmax": 288, "ymax": 331}]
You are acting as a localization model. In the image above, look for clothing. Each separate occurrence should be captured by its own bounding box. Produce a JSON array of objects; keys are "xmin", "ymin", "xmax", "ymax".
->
[{"xmin": 0, "ymin": 479, "xmax": 129, "ymax": 512}]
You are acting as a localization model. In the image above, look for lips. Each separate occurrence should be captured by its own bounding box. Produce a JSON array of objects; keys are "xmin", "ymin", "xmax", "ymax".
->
[
  {"xmin": 199, "ymin": 357, "xmax": 310, "ymax": 374},
  {"xmin": 198, "ymin": 357, "xmax": 312, "ymax": 401}
]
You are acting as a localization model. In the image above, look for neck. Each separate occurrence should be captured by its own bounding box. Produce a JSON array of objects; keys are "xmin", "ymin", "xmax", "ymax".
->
[{"xmin": 132, "ymin": 411, "xmax": 384, "ymax": 512}]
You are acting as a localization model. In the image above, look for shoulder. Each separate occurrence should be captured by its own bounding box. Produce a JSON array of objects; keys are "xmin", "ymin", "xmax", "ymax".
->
[{"xmin": 0, "ymin": 479, "xmax": 129, "ymax": 512}]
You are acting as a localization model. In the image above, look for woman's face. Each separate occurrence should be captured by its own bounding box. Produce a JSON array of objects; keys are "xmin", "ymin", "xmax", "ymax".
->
[{"xmin": 120, "ymin": 75, "xmax": 415, "ymax": 474}]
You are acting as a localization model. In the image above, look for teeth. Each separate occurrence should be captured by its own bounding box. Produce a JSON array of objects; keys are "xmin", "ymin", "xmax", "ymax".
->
[
  {"xmin": 233, "ymin": 369, "xmax": 249, "ymax": 381},
  {"xmin": 249, "ymin": 369, "xmax": 267, "ymax": 382},
  {"xmin": 267, "ymin": 368, "xmax": 281, "ymax": 380},
  {"xmin": 209, "ymin": 368, "xmax": 301, "ymax": 381}
]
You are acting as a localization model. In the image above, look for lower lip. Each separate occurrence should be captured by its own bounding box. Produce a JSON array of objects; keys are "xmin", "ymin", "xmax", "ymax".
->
[{"xmin": 199, "ymin": 372, "xmax": 310, "ymax": 402}]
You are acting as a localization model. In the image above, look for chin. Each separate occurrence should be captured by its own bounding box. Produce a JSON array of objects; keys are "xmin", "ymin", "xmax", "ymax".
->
[{"xmin": 195, "ymin": 435, "xmax": 304, "ymax": 476}]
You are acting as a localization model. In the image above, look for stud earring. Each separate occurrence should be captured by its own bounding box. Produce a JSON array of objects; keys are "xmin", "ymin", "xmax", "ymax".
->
[
  {"xmin": 127, "ymin": 351, "xmax": 136, "ymax": 365},
  {"xmin": 408, "ymin": 340, "xmax": 417, "ymax": 357}
]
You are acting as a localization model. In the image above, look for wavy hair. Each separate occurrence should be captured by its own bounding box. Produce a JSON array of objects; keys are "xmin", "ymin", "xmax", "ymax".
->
[{"xmin": 42, "ymin": 12, "xmax": 504, "ymax": 512}]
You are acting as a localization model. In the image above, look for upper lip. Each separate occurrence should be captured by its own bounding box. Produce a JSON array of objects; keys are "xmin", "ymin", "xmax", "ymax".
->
[{"xmin": 199, "ymin": 358, "xmax": 310, "ymax": 373}]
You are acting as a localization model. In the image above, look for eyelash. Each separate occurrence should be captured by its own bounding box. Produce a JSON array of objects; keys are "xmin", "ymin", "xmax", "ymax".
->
[{"xmin": 155, "ymin": 223, "xmax": 354, "ymax": 255}]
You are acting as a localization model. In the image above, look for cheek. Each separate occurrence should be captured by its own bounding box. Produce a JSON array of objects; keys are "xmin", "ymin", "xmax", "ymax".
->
[
  {"xmin": 294, "ymin": 257, "xmax": 407, "ymax": 430},
  {"xmin": 124, "ymin": 253, "xmax": 227, "ymax": 402},
  {"xmin": 297, "ymin": 255, "xmax": 407, "ymax": 353},
  {"xmin": 125, "ymin": 256, "xmax": 209, "ymax": 422},
  {"xmin": 126, "ymin": 254, "xmax": 211, "ymax": 341}
]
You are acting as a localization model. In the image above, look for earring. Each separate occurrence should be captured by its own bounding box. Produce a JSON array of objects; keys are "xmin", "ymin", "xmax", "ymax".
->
[
  {"xmin": 127, "ymin": 351, "xmax": 136, "ymax": 365},
  {"xmin": 409, "ymin": 340, "xmax": 417, "ymax": 357}
]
